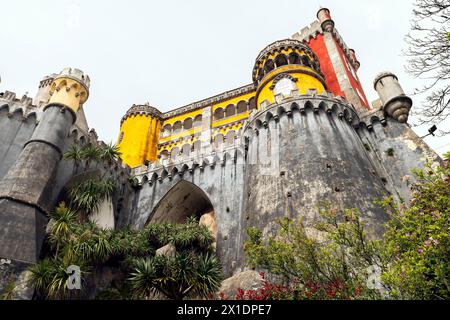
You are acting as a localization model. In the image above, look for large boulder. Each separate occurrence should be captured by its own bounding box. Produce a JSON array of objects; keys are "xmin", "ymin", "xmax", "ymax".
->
[
  {"xmin": 199, "ymin": 211, "xmax": 217, "ymax": 248},
  {"xmin": 155, "ymin": 243, "xmax": 176, "ymax": 257},
  {"xmin": 218, "ymin": 270, "xmax": 263, "ymax": 299}
]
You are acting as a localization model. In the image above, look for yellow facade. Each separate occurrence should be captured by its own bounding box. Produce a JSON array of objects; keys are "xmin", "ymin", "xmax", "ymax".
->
[
  {"xmin": 256, "ymin": 65, "xmax": 325, "ymax": 107},
  {"xmin": 156, "ymin": 91, "xmax": 256, "ymax": 157},
  {"xmin": 48, "ymin": 77, "xmax": 88, "ymax": 113},
  {"xmin": 117, "ymin": 40, "xmax": 326, "ymax": 168},
  {"xmin": 118, "ymin": 114, "xmax": 160, "ymax": 168}
]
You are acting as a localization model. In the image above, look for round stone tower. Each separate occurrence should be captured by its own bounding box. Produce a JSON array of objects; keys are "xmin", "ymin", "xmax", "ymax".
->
[
  {"xmin": 117, "ymin": 103, "xmax": 162, "ymax": 168},
  {"xmin": 0, "ymin": 67, "xmax": 90, "ymax": 263},
  {"xmin": 241, "ymin": 41, "xmax": 389, "ymax": 250},
  {"xmin": 373, "ymin": 72, "xmax": 412, "ymax": 123}
]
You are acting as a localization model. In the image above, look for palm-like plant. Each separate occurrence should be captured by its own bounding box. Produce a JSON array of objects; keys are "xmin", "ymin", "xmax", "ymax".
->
[
  {"xmin": 47, "ymin": 202, "xmax": 78, "ymax": 254},
  {"xmin": 129, "ymin": 252, "xmax": 223, "ymax": 300},
  {"xmin": 63, "ymin": 145, "xmax": 83, "ymax": 172},
  {"xmin": 68, "ymin": 178, "xmax": 116, "ymax": 220},
  {"xmin": 100, "ymin": 142, "xmax": 122, "ymax": 166},
  {"xmin": 80, "ymin": 144, "xmax": 102, "ymax": 169},
  {"xmin": 28, "ymin": 258, "xmax": 78, "ymax": 300}
]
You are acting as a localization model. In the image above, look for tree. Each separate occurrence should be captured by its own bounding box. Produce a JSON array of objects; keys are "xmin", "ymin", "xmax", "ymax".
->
[
  {"xmin": 244, "ymin": 208, "xmax": 385, "ymax": 300},
  {"xmin": 380, "ymin": 153, "xmax": 450, "ymax": 299},
  {"xmin": 405, "ymin": 0, "xmax": 450, "ymax": 135},
  {"xmin": 243, "ymin": 153, "xmax": 450, "ymax": 300}
]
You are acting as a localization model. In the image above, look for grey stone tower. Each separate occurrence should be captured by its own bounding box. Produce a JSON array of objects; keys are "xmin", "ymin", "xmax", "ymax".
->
[
  {"xmin": 0, "ymin": 68, "xmax": 90, "ymax": 263},
  {"xmin": 242, "ymin": 40, "xmax": 389, "ymax": 244}
]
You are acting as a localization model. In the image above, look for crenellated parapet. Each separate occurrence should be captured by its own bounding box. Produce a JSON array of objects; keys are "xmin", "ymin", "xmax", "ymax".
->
[
  {"xmin": 120, "ymin": 103, "xmax": 163, "ymax": 124},
  {"xmin": 292, "ymin": 19, "xmax": 360, "ymax": 72},
  {"xmin": 132, "ymin": 145, "xmax": 244, "ymax": 186},
  {"xmin": 246, "ymin": 88, "xmax": 360, "ymax": 133}
]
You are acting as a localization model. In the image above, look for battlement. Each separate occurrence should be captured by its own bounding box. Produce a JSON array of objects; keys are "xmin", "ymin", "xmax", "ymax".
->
[
  {"xmin": 292, "ymin": 22, "xmax": 360, "ymax": 71},
  {"xmin": 132, "ymin": 143, "xmax": 244, "ymax": 186},
  {"xmin": 121, "ymin": 103, "xmax": 163, "ymax": 123},
  {"xmin": 55, "ymin": 67, "xmax": 90, "ymax": 89}
]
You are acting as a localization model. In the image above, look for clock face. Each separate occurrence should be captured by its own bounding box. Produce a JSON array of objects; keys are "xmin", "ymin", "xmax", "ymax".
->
[{"xmin": 273, "ymin": 77, "xmax": 296, "ymax": 97}]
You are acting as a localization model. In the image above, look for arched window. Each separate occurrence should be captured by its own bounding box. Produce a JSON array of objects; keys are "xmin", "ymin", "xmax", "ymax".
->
[
  {"xmin": 236, "ymin": 100, "xmax": 247, "ymax": 114},
  {"xmin": 213, "ymin": 134, "xmax": 224, "ymax": 150},
  {"xmin": 193, "ymin": 140, "xmax": 201, "ymax": 153},
  {"xmin": 183, "ymin": 118, "xmax": 193, "ymax": 130},
  {"xmin": 182, "ymin": 144, "xmax": 191, "ymax": 157},
  {"xmin": 225, "ymin": 130, "xmax": 236, "ymax": 147},
  {"xmin": 162, "ymin": 124, "xmax": 172, "ymax": 137},
  {"xmin": 170, "ymin": 147, "xmax": 180, "ymax": 161},
  {"xmin": 214, "ymin": 108, "xmax": 224, "ymax": 121},
  {"xmin": 275, "ymin": 54, "xmax": 288, "ymax": 68},
  {"xmin": 301, "ymin": 55, "xmax": 309, "ymax": 66},
  {"xmin": 194, "ymin": 114, "xmax": 202, "ymax": 127},
  {"xmin": 264, "ymin": 59, "xmax": 275, "ymax": 73},
  {"xmin": 173, "ymin": 121, "xmax": 182, "ymax": 134},
  {"xmin": 248, "ymin": 97, "xmax": 256, "ymax": 111},
  {"xmin": 225, "ymin": 104, "xmax": 236, "ymax": 118},
  {"xmin": 288, "ymin": 52, "xmax": 300, "ymax": 65}
]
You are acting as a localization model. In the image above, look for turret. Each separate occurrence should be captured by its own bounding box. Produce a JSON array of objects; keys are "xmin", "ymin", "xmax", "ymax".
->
[
  {"xmin": 33, "ymin": 73, "xmax": 57, "ymax": 107},
  {"xmin": 118, "ymin": 103, "xmax": 162, "ymax": 168},
  {"xmin": 0, "ymin": 67, "xmax": 90, "ymax": 263},
  {"xmin": 317, "ymin": 7, "xmax": 334, "ymax": 32},
  {"xmin": 252, "ymin": 39, "xmax": 326, "ymax": 108},
  {"xmin": 373, "ymin": 72, "xmax": 412, "ymax": 123},
  {"xmin": 47, "ymin": 67, "xmax": 90, "ymax": 116}
]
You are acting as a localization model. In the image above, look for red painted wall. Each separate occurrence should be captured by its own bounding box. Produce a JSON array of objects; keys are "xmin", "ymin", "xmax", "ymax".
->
[
  {"xmin": 307, "ymin": 34, "xmax": 344, "ymax": 98},
  {"xmin": 307, "ymin": 33, "xmax": 370, "ymax": 110},
  {"xmin": 332, "ymin": 38, "xmax": 370, "ymax": 109}
]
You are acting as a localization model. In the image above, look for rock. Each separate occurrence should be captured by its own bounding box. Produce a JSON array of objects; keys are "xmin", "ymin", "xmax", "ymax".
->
[
  {"xmin": 199, "ymin": 211, "xmax": 217, "ymax": 248},
  {"xmin": 155, "ymin": 244, "xmax": 176, "ymax": 257},
  {"xmin": 218, "ymin": 270, "xmax": 263, "ymax": 299}
]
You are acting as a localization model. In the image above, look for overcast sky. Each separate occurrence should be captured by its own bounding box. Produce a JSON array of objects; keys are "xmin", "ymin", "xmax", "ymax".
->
[{"xmin": 0, "ymin": 0, "xmax": 448, "ymax": 155}]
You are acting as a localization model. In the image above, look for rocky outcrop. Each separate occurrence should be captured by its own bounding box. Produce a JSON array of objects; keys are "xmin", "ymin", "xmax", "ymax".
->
[{"xmin": 218, "ymin": 270, "xmax": 263, "ymax": 299}]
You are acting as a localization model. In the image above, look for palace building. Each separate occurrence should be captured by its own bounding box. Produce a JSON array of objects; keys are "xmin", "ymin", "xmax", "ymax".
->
[{"xmin": 0, "ymin": 8, "xmax": 441, "ymax": 297}]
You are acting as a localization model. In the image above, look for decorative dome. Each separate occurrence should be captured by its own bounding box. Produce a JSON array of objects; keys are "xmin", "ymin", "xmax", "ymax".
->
[{"xmin": 252, "ymin": 39, "xmax": 322, "ymax": 84}]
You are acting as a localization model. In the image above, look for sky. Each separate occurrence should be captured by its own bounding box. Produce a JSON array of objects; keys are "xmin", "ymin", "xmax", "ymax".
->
[{"xmin": 0, "ymin": 0, "xmax": 449, "ymax": 156}]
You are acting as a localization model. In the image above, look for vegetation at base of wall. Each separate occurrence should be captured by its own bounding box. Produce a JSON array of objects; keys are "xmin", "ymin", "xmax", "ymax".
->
[
  {"xmin": 129, "ymin": 252, "xmax": 222, "ymax": 300},
  {"xmin": 0, "ymin": 281, "xmax": 16, "ymax": 300},
  {"xmin": 29, "ymin": 210, "xmax": 221, "ymax": 300},
  {"xmin": 243, "ymin": 153, "xmax": 450, "ymax": 300},
  {"xmin": 28, "ymin": 143, "xmax": 223, "ymax": 300}
]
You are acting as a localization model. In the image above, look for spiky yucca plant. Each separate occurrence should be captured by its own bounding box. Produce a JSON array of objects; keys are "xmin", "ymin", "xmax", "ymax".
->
[
  {"xmin": 68, "ymin": 178, "xmax": 116, "ymax": 219},
  {"xmin": 129, "ymin": 252, "xmax": 223, "ymax": 300},
  {"xmin": 100, "ymin": 142, "xmax": 122, "ymax": 165}
]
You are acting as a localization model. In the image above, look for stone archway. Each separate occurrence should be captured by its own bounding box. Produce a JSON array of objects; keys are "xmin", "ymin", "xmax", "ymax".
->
[{"xmin": 149, "ymin": 180, "xmax": 217, "ymax": 245}]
